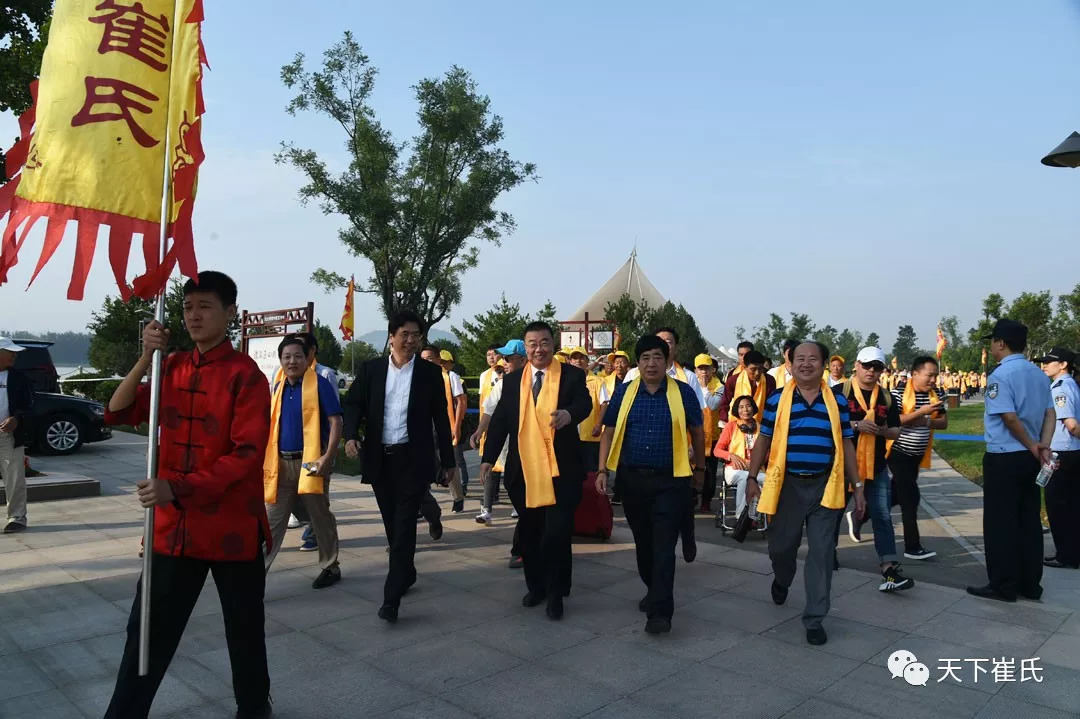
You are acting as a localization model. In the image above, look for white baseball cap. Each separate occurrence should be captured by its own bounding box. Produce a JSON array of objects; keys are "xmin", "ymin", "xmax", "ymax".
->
[
  {"xmin": 0, "ymin": 337, "xmax": 25, "ymax": 353},
  {"xmin": 855, "ymin": 346, "xmax": 886, "ymax": 365}
]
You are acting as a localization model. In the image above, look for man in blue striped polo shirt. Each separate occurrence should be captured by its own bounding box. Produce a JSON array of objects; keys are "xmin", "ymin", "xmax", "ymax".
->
[{"xmin": 746, "ymin": 341, "xmax": 864, "ymax": 646}]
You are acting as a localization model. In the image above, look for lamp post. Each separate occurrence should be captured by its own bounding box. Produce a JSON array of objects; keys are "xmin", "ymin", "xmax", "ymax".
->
[{"xmin": 1041, "ymin": 131, "xmax": 1080, "ymax": 168}]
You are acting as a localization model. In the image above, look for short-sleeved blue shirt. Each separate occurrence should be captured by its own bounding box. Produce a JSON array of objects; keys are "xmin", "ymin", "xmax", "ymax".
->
[
  {"xmin": 1050, "ymin": 374, "xmax": 1080, "ymax": 453},
  {"xmin": 761, "ymin": 385, "xmax": 854, "ymax": 475},
  {"xmin": 277, "ymin": 373, "xmax": 343, "ymax": 453},
  {"xmin": 984, "ymin": 354, "xmax": 1054, "ymax": 453},
  {"xmin": 603, "ymin": 377, "xmax": 703, "ymax": 469}
]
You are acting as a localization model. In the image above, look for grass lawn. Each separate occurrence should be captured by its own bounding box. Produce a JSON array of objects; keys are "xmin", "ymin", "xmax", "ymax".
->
[{"xmin": 934, "ymin": 404, "xmax": 985, "ymax": 483}]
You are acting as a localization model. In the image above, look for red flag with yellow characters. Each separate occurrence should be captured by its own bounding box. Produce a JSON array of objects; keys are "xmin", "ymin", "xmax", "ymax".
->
[{"xmin": 0, "ymin": 0, "xmax": 207, "ymax": 300}]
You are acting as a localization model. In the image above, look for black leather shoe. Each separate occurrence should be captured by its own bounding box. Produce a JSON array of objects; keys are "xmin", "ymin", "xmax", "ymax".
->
[
  {"xmin": 806, "ymin": 627, "xmax": 827, "ymax": 645},
  {"xmin": 966, "ymin": 584, "xmax": 1016, "ymax": 602},
  {"xmin": 644, "ymin": 617, "xmax": 671, "ymax": 635},
  {"xmin": 312, "ymin": 567, "xmax": 341, "ymax": 589},
  {"xmin": 638, "ymin": 596, "xmax": 648, "ymax": 612},
  {"xmin": 522, "ymin": 591, "xmax": 546, "ymax": 608},
  {"xmin": 451, "ymin": 500, "xmax": 464, "ymax": 514},
  {"xmin": 236, "ymin": 700, "xmax": 273, "ymax": 718},
  {"xmin": 771, "ymin": 580, "xmax": 788, "ymax": 606},
  {"xmin": 545, "ymin": 598, "xmax": 564, "ymax": 620},
  {"xmin": 429, "ymin": 517, "xmax": 443, "ymax": 541},
  {"xmin": 378, "ymin": 605, "xmax": 398, "ymax": 623},
  {"xmin": 508, "ymin": 555, "xmax": 523, "ymax": 569},
  {"xmin": 1044, "ymin": 558, "xmax": 1080, "ymax": 569}
]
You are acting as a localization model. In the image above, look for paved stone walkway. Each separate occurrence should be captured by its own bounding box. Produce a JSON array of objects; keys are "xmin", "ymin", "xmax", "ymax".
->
[{"xmin": 3, "ymin": 437, "xmax": 1079, "ymax": 718}]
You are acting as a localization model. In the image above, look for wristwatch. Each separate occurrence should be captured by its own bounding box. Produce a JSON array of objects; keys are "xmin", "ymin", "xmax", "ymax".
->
[{"xmin": 851, "ymin": 481, "xmax": 864, "ymax": 489}]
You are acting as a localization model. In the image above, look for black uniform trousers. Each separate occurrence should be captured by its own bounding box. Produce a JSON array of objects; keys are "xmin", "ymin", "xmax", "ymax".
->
[
  {"xmin": 1046, "ymin": 450, "xmax": 1080, "ymax": 566},
  {"xmin": 105, "ymin": 552, "xmax": 269, "ymax": 719},
  {"xmin": 621, "ymin": 466, "xmax": 688, "ymax": 620},
  {"xmin": 371, "ymin": 448, "xmax": 436, "ymax": 608},
  {"xmin": 887, "ymin": 450, "xmax": 924, "ymax": 551},
  {"xmin": 505, "ymin": 470, "xmax": 583, "ymax": 599},
  {"xmin": 983, "ymin": 451, "xmax": 1043, "ymax": 599}
]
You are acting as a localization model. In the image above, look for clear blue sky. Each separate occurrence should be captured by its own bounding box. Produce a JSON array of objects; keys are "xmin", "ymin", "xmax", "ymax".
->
[{"xmin": 6, "ymin": 0, "xmax": 1080, "ymax": 354}]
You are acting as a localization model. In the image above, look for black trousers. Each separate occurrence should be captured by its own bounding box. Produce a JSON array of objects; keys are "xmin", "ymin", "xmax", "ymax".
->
[
  {"xmin": 622, "ymin": 467, "xmax": 688, "ymax": 620},
  {"xmin": 505, "ymin": 470, "xmax": 583, "ymax": 599},
  {"xmin": 1045, "ymin": 450, "xmax": 1080, "ymax": 565},
  {"xmin": 700, "ymin": 456, "xmax": 719, "ymax": 507},
  {"xmin": 580, "ymin": 441, "xmax": 600, "ymax": 475},
  {"xmin": 105, "ymin": 552, "xmax": 269, "ymax": 719},
  {"xmin": 983, "ymin": 451, "xmax": 1043, "ymax": 598},
  {"xmin": 371, "ymin": 450, "xmax": 434, "ymax": 608},
  {"xmin": 888, "ymin": 451, "xmax": 924, "ymax": 551}
]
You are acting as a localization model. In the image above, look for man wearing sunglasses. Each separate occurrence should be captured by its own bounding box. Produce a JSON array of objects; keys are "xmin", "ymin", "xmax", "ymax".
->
[{"xmin": 837, "ymin": 348, "xmax": 913, "ymax": 591}]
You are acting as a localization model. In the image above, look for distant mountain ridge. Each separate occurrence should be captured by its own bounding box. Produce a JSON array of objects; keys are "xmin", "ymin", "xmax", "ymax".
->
[{"xmin": 354, "ymin": 327, "xmax": 456, "ymax": 347}]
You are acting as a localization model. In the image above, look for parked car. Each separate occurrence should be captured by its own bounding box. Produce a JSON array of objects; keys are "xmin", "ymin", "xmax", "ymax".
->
[{"xmin": 13, "ymin": 339, "xmax": 112, "ymax": 455}]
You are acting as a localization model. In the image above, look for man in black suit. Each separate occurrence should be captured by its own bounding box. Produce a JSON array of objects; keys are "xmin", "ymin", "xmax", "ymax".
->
[
  {"xmin": 480, "ymin": 321, "xmax": 592, "ymax": 620},
  {"xmin": 342, "ymin": 310, "xmax": 457, "ymax": 623}
]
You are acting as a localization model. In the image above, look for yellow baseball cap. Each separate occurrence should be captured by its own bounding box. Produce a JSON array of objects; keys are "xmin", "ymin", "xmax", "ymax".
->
[
  {"xmin": 555, "ymin": 354, "xmax": 566, "ymax": 363},
  {"xmin": 694, "ymin": 353, "xmax": 713, "ymax": 368},
  {"xmin": 610, "ymin": 350, "xmax": 630, "ymax": 361},
  {"xmin": 439, "ymin": 349, "xmax": 454, "ymax": 362},
  {"xmin": 569, "ymin": 346, "xmax": 588, "ymax": 359},
  {"xmin": 829, "ymin": 355, "xmax": 845, "ymax": 364}
]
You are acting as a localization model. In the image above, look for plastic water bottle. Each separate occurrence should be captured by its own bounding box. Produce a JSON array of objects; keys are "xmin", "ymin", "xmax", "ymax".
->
[{"xmin": 1036, "ymin": 452, "xmax": 1060, "ymax": 488}]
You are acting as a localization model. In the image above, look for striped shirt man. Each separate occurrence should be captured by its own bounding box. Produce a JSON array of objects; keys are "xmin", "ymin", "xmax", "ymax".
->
[
  {"xmin": 890, "ymin": 383, "xmax": 946, "ymax": 457},
  {"xmin": 760, "ymin": 385, "xmax": 854, "ymax": 475}
]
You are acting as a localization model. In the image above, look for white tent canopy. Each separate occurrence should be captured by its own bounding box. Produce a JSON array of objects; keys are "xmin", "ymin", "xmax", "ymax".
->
[{"xmin": 567, "ymin": 249, "xmax": 665, "ymax": 322}]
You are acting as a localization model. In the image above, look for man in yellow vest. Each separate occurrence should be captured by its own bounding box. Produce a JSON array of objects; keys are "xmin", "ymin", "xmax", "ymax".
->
[
  {"xmin": 694, "ymin": 353, "xmax": 725, "ymax": 512},
  {"xmin": 569, "ymin": 347, "xmax": 603, "ymax": 471},
  {"xmin": 422, "ymin": 347, "xmax": 466, "ymax": 514},
  {"xmin": 745, "ymin": 341, "xmax": 864, "ymax": 646},
  {"xmin": 596, "ymin": 335, "xmax": 705, "ymax": 634}
]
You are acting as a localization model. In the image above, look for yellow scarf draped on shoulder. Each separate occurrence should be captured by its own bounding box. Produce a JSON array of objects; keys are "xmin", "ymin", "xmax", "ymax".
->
[
  {"xmin": 441, "ymin": 370, "xmax": 457, "ymax": 443},
  {"xmin": 729, "ymin": 422, "xmax": 756, "ymax": 460},
  {"xmin": 701, "ymin": 376, "xmax": 722, "ymax": 454},
  {"xmin": 844, "ymin": 379, "xmax": 879, "ymax": 481},
  {"xmin": 264, "ymin": 366, "xmax": 324, "ymax": 503},
  {"xmin": 756, "ymin": 380, "xmax": 846, "ymax": 515},
  {"xmin": 518, "ymin": 361, "xmax": 562, "ymax": 508},
  {"xmin": 774, "ymin": 365, "xmax": 790, "ymax": 387},
  {"xmin": 606, "ymin": 377, "xmax": 692, "ymax": 477},
  {"xmin": 733, "ymin": 370, "xmax": 767, "ymax": 424},
  {"xmin": 478, "ymin": 368, "xmax": 495, "ymax": 455},
  {"xmin": 578, "ymin": 374, "xmax": 603, "ymax": 443},
  {"xmin": 886, "ymin": 381, "xmax": 939, "ymax": 469}
]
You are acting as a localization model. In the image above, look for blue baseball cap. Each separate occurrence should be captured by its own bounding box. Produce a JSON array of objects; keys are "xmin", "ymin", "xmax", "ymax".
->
[{"xmin": 497, "ymin": 339, "xmax": 526, "ymax": 357}]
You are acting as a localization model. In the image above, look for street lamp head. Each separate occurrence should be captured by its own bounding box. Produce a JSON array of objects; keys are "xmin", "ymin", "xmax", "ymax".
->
[{"xmin": 1041, "ymin": 131, "xmax": 1080, "ymax": 168}]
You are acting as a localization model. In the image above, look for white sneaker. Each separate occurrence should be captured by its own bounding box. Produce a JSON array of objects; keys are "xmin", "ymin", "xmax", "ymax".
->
[
  {"xmin": 511, "ymin": 509, "xmax": 519, "ymax": 519},
  {"xmin": 475, "ymin": 509, "xmax": 492, "ymax": 524},
  {"xmin": 287, "ymin": 514, "xmax": 301, "ymax": 529},
  {"xmin": 904, "ymin": 547, "xmax": 937, "ymax": 560}
]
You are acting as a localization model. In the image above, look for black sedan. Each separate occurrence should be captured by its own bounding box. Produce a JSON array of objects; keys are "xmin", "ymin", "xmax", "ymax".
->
[{"xmin": 25, "ymin": 392, "xmax": 112, "ymax": 455}]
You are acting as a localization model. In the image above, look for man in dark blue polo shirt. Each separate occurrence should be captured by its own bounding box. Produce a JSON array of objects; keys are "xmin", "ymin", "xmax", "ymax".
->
[
  {"xmin": 596, "ymin": 335, "xmax": 705, "ymax": 635},
  {"xmin": 746, "ymin": 341, "xmax": 864, "ymax": 646},
  {"xmin": 265, "ymin": 335, "xmax": 343, "ymax": 590}
]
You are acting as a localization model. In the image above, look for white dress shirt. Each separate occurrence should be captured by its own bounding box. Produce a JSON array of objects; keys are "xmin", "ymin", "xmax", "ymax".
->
[
  {"xmin": 382, "ymin": 356, "xmax": 415, "ymax": 445},
  {"xmin": 0, "ymin": 370, "xmax": 9, "ymax": 423},
  {"xmin": 482, "ymin": 377, "xmax": 510, "ymax": 465}
]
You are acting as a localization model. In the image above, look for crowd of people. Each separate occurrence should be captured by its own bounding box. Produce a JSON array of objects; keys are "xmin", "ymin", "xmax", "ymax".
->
[{"xmin": 13, "ymin": 268, "xmax": 1074, "ymax": 718}]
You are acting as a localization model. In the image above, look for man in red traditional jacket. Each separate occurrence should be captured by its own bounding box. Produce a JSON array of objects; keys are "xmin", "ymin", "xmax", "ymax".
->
[{"xmin": 103, "ymin": 271, "xmax": 273, "ymax": 719}]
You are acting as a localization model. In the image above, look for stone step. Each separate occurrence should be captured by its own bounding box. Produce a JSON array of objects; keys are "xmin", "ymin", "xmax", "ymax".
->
[{"xmin": 0, "ymin": 474, "xmax": 101, "ymax": 503}]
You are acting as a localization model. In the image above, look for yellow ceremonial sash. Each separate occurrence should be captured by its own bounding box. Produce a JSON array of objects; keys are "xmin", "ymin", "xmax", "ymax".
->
[
  {"xmin": 518, "ymin": 361, "xmax": 562, "ymax": 508},
  {"xmin": 264, "ymin": 367, "xmax": 324, "ymax": 503},
  {"xmin": 887, "ymin": 381, "xmax": 939, "ymax": 469},
  {"xmin": 478, "ymin": 368, "xmax": 495, "ymax": 455},
  {"xmin": 700, "ymin": 376, "xmax": 722, "ymax": 454},
  {"xmin": 578, "ymin": 374, "xmax": 603, "ymax": 443},
  {"xmin": 774, "ymin": 365, "xmax": 790, "ymax": 387},
  {"xmin": 729, "ymin": 424, "xmax": 751, "ymax": 460},
  {"xmin": 733, "ymin": 370, "xmax": 767, "ymax": 424},
  {"xmin": 442, "ymin": 370, "xmax": 457, "ymax": 443},
  {"xmin": 757, "ymin": 380, "xmax": 846, "ymax": 515},
  {"xmin": 844, "ymin": 379, "xmax": 880, "ymax": 481},
  {"xmin": 606, "ymin": 377, "xmax": 692, "ymax": 477}
]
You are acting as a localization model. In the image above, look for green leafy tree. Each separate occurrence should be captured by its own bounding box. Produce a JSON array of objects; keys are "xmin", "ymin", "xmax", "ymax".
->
[
  {"xmin": 891, "ymin": 324, "xmax": 921, "ymax": 370},
  {"xmin": 832, "ymin": 328, "xmax": 863, "ymax": 366},
  {"xmin": 1050, "ymin": 283, "xmax": 1080, "ymax": 350},
  {"xmin": 866, "ymin": 332, "xmax": 880, "ymax": 348},
  {"xmin": 452, "ymin": 296, "xmax": 563, "ymax": 375},
  {"xmin": 750, "ymin": 313, "xmax": 791, "ymax": 362},
  {"xmin": 648, "ymin": 301, "xmax": 707, "ymax": 366},
  {"xmin": 1, "ymin": 3, "xmax": 50, "ymax": 183},
  {"xmin": 1006, "ymin": 291, "xmax": 1053, "ymax": 357},
  {"xmin": 604, "ymin": 294, "xmax": 655, "ymax": 354},
  {"xmin": 87, "ymin": 280, "xmax": 240, "ymax": 376},
  {"xmin": 788, "ymin": 313, "xmax": 816, "ymax": 342},
  {"xmin": 312, "ymin": 319, "xmax": 343, "ymax": 370},
  {"xmin": 340, "ymin": 340, "xmax": 382, "ymax": 371},
  {"xmin": 278, "ymin": 32, "xmax": 537, "ymax": 330}
]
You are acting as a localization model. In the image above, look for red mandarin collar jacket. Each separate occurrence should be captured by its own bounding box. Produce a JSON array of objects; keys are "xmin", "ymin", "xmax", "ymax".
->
[{"xmin": 106, "ymin": 341, "xmax": 272, "ymax": 561}]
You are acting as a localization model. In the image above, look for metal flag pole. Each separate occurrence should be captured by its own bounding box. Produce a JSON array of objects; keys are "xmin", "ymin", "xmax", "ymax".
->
[{"xmin": 139, "ymin": 0, "xmax": 183, "ymax": 678}]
